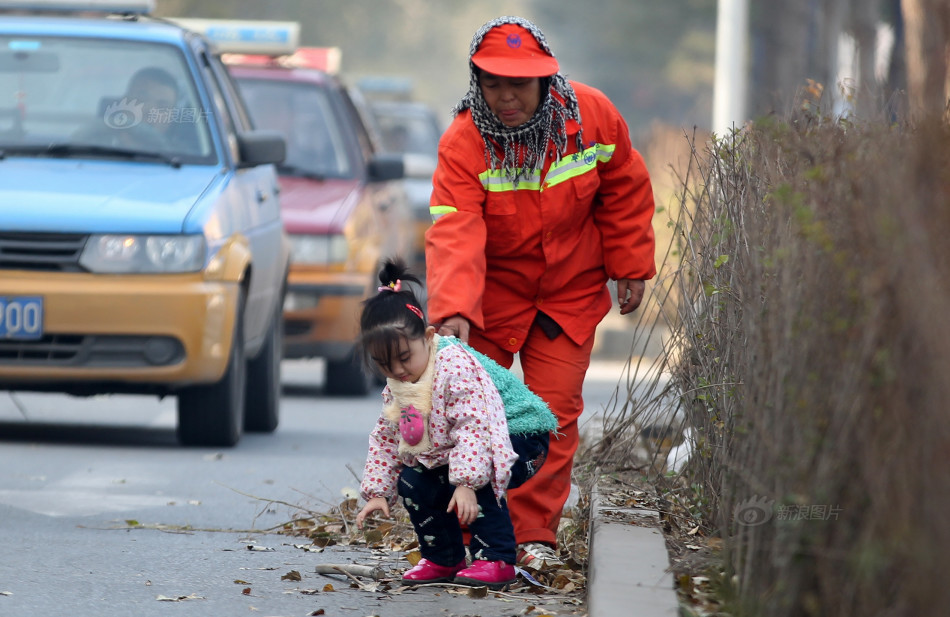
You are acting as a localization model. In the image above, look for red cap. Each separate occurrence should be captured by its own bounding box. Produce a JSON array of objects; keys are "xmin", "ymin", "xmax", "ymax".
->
[{"xmin": 471, "ymin": 23, "xmax": 559, "ymax": 78}]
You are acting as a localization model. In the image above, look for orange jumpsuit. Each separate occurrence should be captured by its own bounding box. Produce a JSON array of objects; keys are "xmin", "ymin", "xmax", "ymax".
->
[{"xmin": 425, "ymin": 80, "xmax": 656, "ymax": 546}]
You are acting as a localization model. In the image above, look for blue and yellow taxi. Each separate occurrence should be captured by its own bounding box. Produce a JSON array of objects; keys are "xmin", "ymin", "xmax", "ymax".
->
[{"xmin": 0, "ymin": 1, "xmax": 290, "ymax": 446}]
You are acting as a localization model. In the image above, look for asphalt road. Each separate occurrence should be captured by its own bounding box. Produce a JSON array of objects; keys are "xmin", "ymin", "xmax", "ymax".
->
[{"xmin": 0, "ymin": 358, "xmax": 627, "ymax": 617}]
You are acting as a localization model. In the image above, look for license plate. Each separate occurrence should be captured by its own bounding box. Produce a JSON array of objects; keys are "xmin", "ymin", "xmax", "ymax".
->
[{"xmin": 0, "ymin": 296, "xmax": 44, "ymax": 340}]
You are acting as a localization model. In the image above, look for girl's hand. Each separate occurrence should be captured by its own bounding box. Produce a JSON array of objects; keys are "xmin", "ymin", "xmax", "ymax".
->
[
  {"xmin": 448, "ymin": 485, "xmax": 479, "ymax": 525},
  {"xmin": 356, "ymin": 497, "xmax": 390, "ymax": 529}
]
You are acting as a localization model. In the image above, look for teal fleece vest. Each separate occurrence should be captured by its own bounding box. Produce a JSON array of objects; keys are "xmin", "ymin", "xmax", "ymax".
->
[{"xmin": 438, "ymin": 336, "xmax": 558, "ymax": 436}]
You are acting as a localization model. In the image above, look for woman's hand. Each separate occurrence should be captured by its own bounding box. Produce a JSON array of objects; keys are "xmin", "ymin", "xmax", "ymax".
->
[
  {"xmin": 437, "ymin": 315, "xmax": 471, "ymax": 343},
  {"xmin": 356, "ymin": 497, "xmax": 390, "ymax": 529},
  {"xmin": 448, "ymin": 485, "xmax": 479, "ymax": 525},
  {"xmin": 617, "ymin": 279, "xmax": 646, "ymax": 315}
]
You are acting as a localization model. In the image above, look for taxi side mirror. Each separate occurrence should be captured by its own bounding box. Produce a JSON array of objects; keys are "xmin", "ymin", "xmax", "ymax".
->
[
  {"xmin": 368, "ymin": 152, "xmax": 405, "ymax": 182},
  {"xmin": 237, "ymin": 130, "xmax": 286, "ymax": 167}
]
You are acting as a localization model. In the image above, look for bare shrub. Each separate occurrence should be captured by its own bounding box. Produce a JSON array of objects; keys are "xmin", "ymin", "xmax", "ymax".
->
[{"xmin": 587, "ymin": 109, "xmax": 950, "ymax": 616}]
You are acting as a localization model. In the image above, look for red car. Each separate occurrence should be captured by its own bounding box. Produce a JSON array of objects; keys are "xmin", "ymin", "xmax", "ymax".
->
[{"xmin": 223, "ymin": 49, "xmax": 413, "ymax": 395}]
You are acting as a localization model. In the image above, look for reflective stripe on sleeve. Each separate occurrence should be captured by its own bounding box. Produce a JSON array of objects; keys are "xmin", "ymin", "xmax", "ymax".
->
[{"xmin": 429, "ymin": 205, "xmax": 458, "ymax": 221}]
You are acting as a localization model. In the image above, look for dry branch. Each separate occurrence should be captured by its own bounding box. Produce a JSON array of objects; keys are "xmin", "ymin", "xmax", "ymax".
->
[{"xmin": 314, "ymin": 564, "xmax": 384, "ymax": 580}]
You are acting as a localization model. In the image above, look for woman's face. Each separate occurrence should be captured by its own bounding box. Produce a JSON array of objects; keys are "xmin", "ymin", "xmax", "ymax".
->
[
  {"xmin": 371, "ymin": 328, "xmax": 434, "ymax": 383},
  {"xmin": 479, "ymin": 72, "xmax": 543, "ymax": 128}
]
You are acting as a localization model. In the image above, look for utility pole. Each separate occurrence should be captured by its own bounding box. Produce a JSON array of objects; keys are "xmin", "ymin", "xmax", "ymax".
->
[{"xmin": 713, "ymin": 0, "xmax": 749, "ymax": 135}]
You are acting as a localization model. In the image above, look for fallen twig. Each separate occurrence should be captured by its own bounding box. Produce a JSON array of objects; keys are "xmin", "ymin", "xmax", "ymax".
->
[{"xmin": 314, "ymin": 564, "xmax": 385, "ymax": 581}]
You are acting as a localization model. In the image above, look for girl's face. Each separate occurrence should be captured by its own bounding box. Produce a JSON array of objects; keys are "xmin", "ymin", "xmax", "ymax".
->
[
  {"xmin": 372, "ymin": 326, "xmax": 435, "ymax": 383},
  {"xmin": 479, "ymin": 72, "xmax": 543, "ymax": 128}
]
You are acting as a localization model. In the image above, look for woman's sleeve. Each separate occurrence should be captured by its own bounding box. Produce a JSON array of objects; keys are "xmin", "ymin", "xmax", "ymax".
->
[
  {"xmin": 424, "ymin": 127, "xmax": 489, "ymax": 329},
  {"xmin": 592, "ymin": 103, "xmax": 657, "ymax": 282},
  {"xmin": 359, "ymin": 414, "xmax": 402, "ymax": 506}
]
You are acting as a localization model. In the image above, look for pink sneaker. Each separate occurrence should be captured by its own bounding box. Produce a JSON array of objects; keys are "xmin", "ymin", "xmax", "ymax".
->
[
  {"xmin": 401, "ymin": 558, "xmax": 466, "ymax": 585},
  {"xmin": 453, "ymin": 560, "xmax": 517, "ymax": 589}
]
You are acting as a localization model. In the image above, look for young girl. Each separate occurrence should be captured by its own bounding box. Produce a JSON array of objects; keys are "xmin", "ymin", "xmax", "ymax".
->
[{"xmin": 355, "ymin": 259, "xmax": 555, "ymax": 589}]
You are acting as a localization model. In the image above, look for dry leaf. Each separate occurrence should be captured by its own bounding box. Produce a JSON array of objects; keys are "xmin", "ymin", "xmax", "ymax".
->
[
  {"xmin": 405, "ymin": 549, "xmax": 422, "ymax": 566},
  {"xmin": 242, "ymin": 588, "xmax": 251, "ymax": 595},
  {"xmin": 156, "ymin": 593, "xmax": 202, "ymax": 602},
  {"xmin": 233, "ymin": 579, "xmax": 249, "ymax": 584},
  {"xmin": 467, "ymin": 586, "xmax": 488, "ymax": 598},
  {"xmin": 281, "ymin": 570, "xmax": 302, "ymax": 582},
  {"xmin": 311, "ymin": 536, "xmax": 334, "ymax": 547},
  {"xmin": 309, "ymin": 610, "xmax": 326, "ymax": 616},
  {"xmin": 322, "ymin": 583, "xmax": 335, "ymax": 592}
]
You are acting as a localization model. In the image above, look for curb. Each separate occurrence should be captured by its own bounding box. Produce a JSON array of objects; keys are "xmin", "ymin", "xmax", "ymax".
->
[{"xmin": 587, "ymin": 480, "xmax": 680, "ymax": 617}]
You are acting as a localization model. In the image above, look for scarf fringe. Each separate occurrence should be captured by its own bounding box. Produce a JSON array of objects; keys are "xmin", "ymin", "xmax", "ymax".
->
[{"xmin": 454, "ymin": 16, "xmax": 583, "ymax": 183}]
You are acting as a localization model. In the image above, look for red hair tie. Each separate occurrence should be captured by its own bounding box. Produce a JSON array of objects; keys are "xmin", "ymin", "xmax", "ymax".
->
[{"xmin": 406, "ymin": 304, "xmax": 424, "ymax": 320}]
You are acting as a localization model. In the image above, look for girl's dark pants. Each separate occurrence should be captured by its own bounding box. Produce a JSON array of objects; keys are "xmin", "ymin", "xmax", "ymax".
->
[{"xmin": 396, "ymin": 431, "xmax": 548, "ymax": 567}]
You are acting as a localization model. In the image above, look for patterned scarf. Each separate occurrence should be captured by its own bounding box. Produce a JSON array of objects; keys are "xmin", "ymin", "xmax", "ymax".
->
[
  {"xmin": 383, "ymin": 333, "xmax": 439, "ymax": 457},
  {"xmin": 453, "ymin": 16, "xmax": 584, "ymax": 182}
]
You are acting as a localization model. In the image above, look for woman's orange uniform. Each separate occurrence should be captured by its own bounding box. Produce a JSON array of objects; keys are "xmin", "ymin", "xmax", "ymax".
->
[{"xmin": 425, "ymin": 80, "xmax": 656, "ymax": 545}]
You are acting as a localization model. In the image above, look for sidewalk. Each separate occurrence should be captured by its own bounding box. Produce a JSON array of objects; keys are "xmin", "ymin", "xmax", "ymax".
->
[
  {"xmin": 586, "ymin": 479, "xmax": 680, "ymax": 617},
  {"xmin": 585, "ymin": 321, "xmax": 680, "ymax": 617}
]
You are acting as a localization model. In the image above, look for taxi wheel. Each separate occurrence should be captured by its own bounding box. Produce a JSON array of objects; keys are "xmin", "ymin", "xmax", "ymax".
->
[
  {"xmin": 177, "ymin": 290, "xmax": 247, "ymax": 447},
  {"xmin": 244, "ymin": 303, "xmax": 281, "ymax": 432},
  {"xmin": 325, "ymin": 349, "xmax": 372, "ymax": 396}
]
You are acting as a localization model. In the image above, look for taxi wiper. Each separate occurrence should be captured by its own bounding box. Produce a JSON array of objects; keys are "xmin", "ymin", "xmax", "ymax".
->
[
  {"xmin": 277, "ymin": 163, "xmax": 325, "ymax": 180},
  {"xmin": 5, "ymin": 143, "xmax": 182, "ymax": 168}
]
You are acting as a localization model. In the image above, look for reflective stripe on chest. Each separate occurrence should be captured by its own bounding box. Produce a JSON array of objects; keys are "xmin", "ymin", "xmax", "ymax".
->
[{"xmin": 476, "ymin": 142, "xmax": 616, "ymax": 192}]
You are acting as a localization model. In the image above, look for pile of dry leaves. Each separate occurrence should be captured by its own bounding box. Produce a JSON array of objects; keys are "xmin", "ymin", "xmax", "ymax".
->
[{"xmin": 269, "ymin": 489, "xmax": 590, "ymax": 605}]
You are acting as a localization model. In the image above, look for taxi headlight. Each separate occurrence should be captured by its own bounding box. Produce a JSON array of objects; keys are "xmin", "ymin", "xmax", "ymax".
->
[
  {"xmin": 80, "ymin": 234, "xmax": 206, "ymax": 273},
  {"xmin": 288, "ymin": 233, "xmax": 348, "ymax": 265}
]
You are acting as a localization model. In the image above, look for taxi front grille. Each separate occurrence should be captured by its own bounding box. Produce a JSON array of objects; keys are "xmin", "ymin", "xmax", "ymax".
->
[
  {"xmin": 0, "ymin": 233, "xmax": 88, "ymax": 272},
  {"xmin": 0, "ymin": 335, "xmax": 184, "ymax": 367},
  {"xmin": 0, "ymin": 334, "xmax": 84, "ymax": 363}
]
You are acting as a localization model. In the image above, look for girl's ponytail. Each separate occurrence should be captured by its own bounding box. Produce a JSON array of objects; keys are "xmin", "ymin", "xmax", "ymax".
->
[{"xmin": 359, "ymin": 258, "xmax": 427, "ymax": 371}]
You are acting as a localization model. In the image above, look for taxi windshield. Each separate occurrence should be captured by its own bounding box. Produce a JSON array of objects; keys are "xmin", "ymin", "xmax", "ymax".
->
[
  {"xmin": 0, "ymin": 35, "xmax": 216, "ymax": 165},
  {"xmin": 235, "ymin": 78, "xmax": 353, "ymax": 179}
]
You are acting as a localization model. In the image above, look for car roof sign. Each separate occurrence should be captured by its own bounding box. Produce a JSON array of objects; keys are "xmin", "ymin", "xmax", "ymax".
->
[
  {"xmin": 170, "ymin": 18, "xmax": 299, "ymax": 56},
  {"xmin": 221, "ymin": 47, "xmax": 342, "ymax": 74},
  {"xmin": 0, "ymin": 0, "xmax": 154, "ymax": 14}
]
